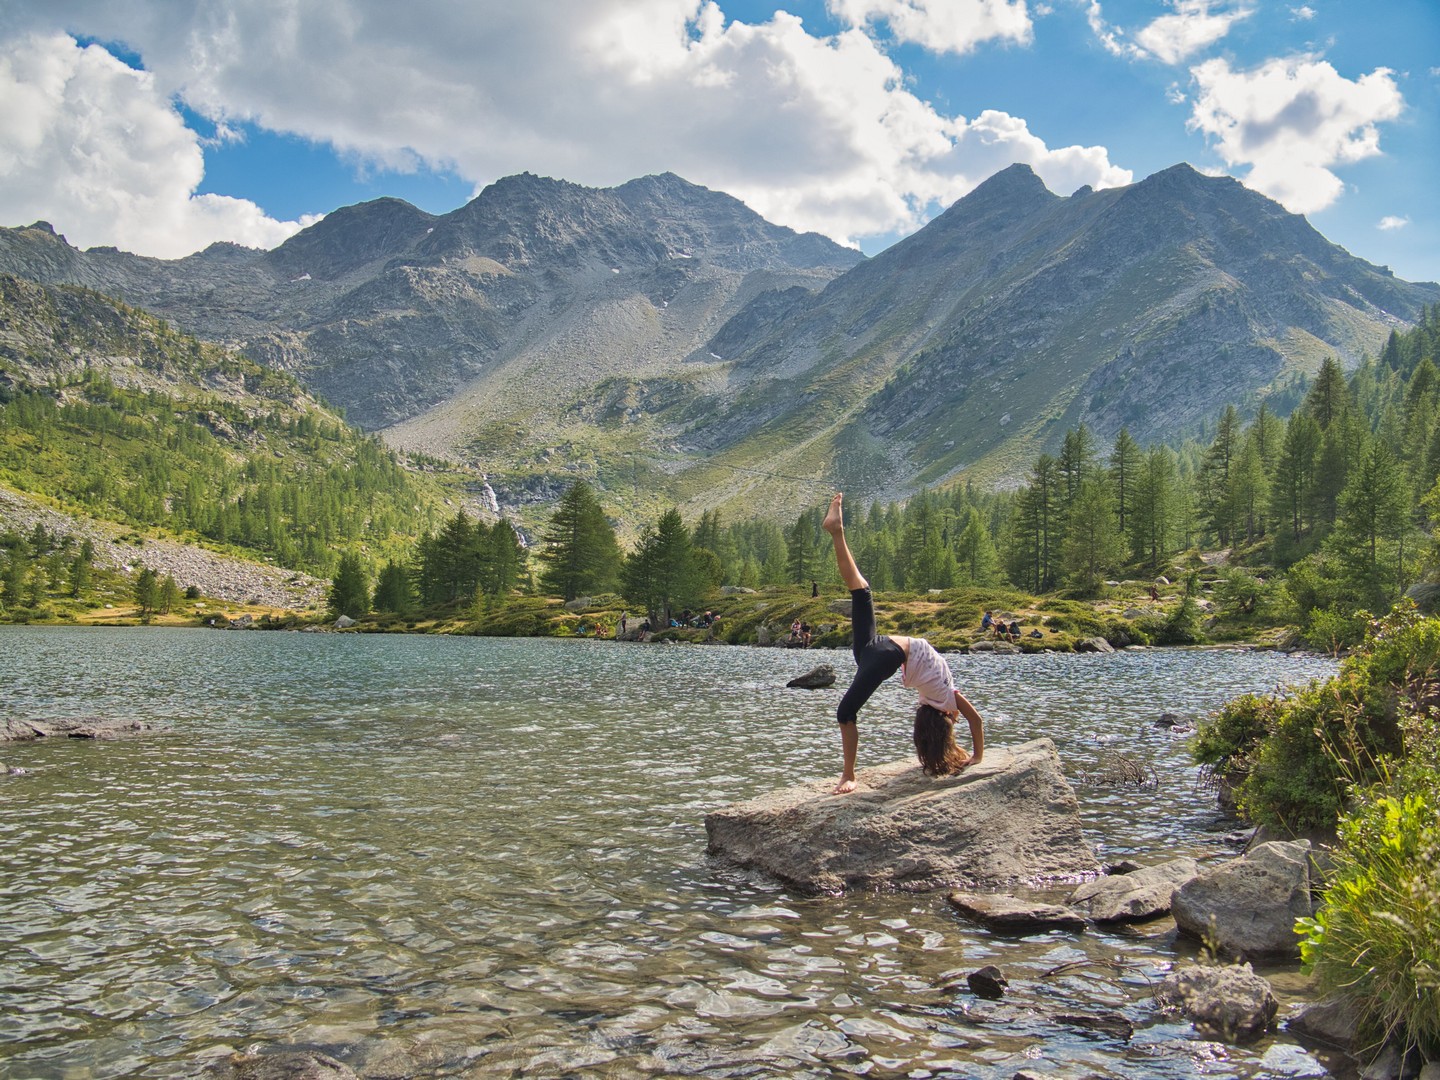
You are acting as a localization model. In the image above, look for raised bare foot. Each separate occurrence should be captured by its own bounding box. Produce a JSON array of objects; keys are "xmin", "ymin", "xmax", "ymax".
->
[{"xmin": 822, "ymin": 493, "xmax": 844, "ymax": 535}]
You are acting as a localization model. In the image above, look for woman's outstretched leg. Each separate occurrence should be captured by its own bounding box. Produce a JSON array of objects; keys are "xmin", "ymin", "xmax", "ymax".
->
[{"xmin": 823, "ymin": 493, "xmax": 867, "ymax": 591}]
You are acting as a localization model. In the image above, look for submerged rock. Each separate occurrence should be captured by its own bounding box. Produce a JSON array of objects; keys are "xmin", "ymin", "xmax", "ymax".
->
[
  {"xmin": 704, "ymin": 738, "xmax": 1099, "ymax": 893},
  {"xmin": 204, "ymin": 1050, "xmax": 359, "ymax": 1080},
  {"xmin": 3, "ymin": 717, "xmax": 154, "ymax": 742},
  {"xmin": 966, "ymin": 965, "xmax": 1009, "ymax": 999},
  {"xmin": 947, "ymin": 891, "xmax": 1086, "ymax": 932}
]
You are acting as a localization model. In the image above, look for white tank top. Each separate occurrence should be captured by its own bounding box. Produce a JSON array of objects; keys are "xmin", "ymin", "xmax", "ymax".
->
[{"xmin": 901, "ymin": 638, "xmax": 955, "ymax": 711}]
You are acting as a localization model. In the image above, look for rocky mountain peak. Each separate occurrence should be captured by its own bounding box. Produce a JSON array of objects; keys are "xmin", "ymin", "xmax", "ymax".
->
[{"xmin": 267, "ymin": 197, "xmax": 435, "ymax": 280}]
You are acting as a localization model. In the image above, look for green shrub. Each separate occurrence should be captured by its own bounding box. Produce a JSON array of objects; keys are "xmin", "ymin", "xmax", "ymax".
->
[
  {"xmin": 1298, "ymin": 782, "xmax": 1440, "ymax": 1057},
  {"xmin": 1192, "ymin": 692, "xmax": 1281, "ymax": 772},
  {"xmin": 1302, "ymin": 605, "xmax": 1369, "ymax": 655},
  {"xmin": 1194, "ymin": 606, "xmax": 1435, "ymax": 833}
]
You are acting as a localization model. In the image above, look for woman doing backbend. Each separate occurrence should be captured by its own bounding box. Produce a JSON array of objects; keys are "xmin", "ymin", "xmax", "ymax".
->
[{"xmin": 823, "ymin": 493, "xmax": 985, "ymax": 795}]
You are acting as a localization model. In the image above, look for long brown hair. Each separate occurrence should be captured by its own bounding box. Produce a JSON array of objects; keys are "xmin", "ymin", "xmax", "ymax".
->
[{"xmin": 913, "ymin": 704, "xmax": 970, "ymax": 776}]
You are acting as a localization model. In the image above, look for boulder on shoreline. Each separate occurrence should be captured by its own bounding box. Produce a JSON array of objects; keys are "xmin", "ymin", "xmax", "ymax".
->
[
  {"xmin": 704, "ymin": 738, "xmax": 1100, "ymax": 893},
  {"xmin": 1171, "ymin": 840, "xmax": 1314, "ymax": 958},
  {"xmin": 3, "ymin": 717, "xmax": 154, "ymax": 742}
]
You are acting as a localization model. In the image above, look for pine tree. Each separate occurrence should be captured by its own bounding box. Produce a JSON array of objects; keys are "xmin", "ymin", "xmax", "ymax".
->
[
  {"xmin": 1304, "ymin": 357, "xmax": 1349, "ymax": 430},
  {"xmin": 156, "ymin": 575, "xmax": 180, "ymax": 615},
  {"xmin": 328, "ymin": 552, "xmax": 370, "ymax": 619},
  {"xmin": 133, "ymin": 567, "xmax": 158, "ymax": 616},
  {"xmin": 1129, "ymin": 447, "xmax": 1177, "ymax": 571},
  {"xmin": 538, "ymin": 481, "xmax": 621, "ymax": 601},
  {"xmin": 1269, "ymin": 411, "xmax": 1322, "ymax": 564},
  {"xmin": 373, "ymin": 559, "xmax": 413, "ymax": 614},
  {"xmin": 622, "ymin": 509, "xmax": 703, "ymax": 624},
  {"xmin": 480, "ymin": 520, "xmax": 525, "ymax": 597},
  {"xmin": 1198, "ymin": 405, "xmax": 1241, "ymax": 546},
  {"xmin": 1329, "ymin": 440, "xmax": 1409, "ymax": 607},
  {"xmin": 1057, "ymin": 424, "xmax": 1099, "ymax": 509},
  {"xmin": 1062, "ymin": 478, "xmax": 1125, "ymax": 595},
  {"xmin": 953, "ymin": 508, "xmax": 1002, "ymax": 586},
  {"xmin": 1007, "ymin": 455, "xmax": 1061, "ymax": 592},
  {"xmin": 1108, "ymin": 428, "xmax": 1141, "ymax": 536},
  {"xmin": 785, "ymin": 508, "xmax": 822, "ymax": 585}
]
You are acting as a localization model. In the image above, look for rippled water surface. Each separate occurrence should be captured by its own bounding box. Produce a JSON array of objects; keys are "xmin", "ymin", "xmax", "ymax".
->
[{"xmin": 1, "ymin": 627, "xmax": 1342, "ymax": 1079}]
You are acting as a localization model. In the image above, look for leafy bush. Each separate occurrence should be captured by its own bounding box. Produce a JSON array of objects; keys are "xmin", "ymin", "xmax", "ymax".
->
[
  {"xmin": 1154, "ymin": 576, "xmax": 1205, "ymax": 645},
  {"xmin": 1192, "ymin": 692, "xmax": 1281, "ymax": 773},
  {"xmin": 1298, "ymin": 783, "xmax": 1440, "ymax": 1057},
  {"xmin": 1301, "ymin": 605, "xmax": 1370, "ymax": 655},
  {"xmin": 1193, "ymin": 606, "xmax": 1437, "ymax": 833}
]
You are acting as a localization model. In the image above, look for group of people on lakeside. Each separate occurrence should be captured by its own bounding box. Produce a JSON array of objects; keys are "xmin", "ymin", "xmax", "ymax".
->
[{"xmin": 981, "ymin": 610, "xmax": 1023, "ymax": 642}]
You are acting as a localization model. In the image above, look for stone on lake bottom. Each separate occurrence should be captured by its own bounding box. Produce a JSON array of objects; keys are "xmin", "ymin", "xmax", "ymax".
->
[{"xmin": 704, "ymin": 738, "xmax": 1099, "ymax": 893}]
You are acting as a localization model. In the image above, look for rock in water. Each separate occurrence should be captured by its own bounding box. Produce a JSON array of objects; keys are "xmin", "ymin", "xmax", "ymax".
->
[
  {"xmin": 3, "ymin": 717, "xmax": 153, "ymax": 742},
  {"xmin": 786, "ymin": 664, "xmax": 836, "ymax": 689},
  {"xmin": 1171, "ymin": 840, "xmax": 1313, "ymax": 958},
  {"xmin": 1155, "ymin": 963, "xmax": 1278, "ymax": 1043},
  {"xmin": 704, "ymin": 739, "xmax": 1099, "ymax": 893},
  {"xmin": 1067, "ymin": 857, "xmax": 1199, "ymax": 923}
]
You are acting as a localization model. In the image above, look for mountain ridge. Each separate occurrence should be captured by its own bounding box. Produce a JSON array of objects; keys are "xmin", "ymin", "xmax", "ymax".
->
[{"xmin": 0, "ymin": 164, "xmax": 1435, "ymax": 522}]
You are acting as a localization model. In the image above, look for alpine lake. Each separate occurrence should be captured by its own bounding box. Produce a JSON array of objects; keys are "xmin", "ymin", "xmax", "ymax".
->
[{"xmin": 1, "ymin": 626, "xmax": 1345, "ymax": 1079}]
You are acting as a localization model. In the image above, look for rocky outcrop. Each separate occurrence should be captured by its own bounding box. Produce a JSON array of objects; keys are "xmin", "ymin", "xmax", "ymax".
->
[
  {"xmin": 1155, "ymin": 963, "xmax": 1278, "ymax": 1043},
  {"xmin": 3, "ymin": 717, "xmax": 153, "ymax": 741},
  {"xmin": 704, "ymin": 738, "xmax": 1099, "ymax": 893},
  {"xmin": 1067, "ymin": 857, "xmax": 1199, "ymax": 923},
  {"xmin": 1075, "ymin": 637, "xmax": 1115, "ymax": 653},
  {"xmin": 1171, "ymin": 840, "xmax": 1314, "ymax": 958}
]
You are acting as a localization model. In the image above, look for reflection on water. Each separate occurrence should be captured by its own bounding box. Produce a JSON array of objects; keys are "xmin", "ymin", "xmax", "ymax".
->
[{"xmin": 1, "ymin": 627, "xmax": 1340, "ymax": 1078}]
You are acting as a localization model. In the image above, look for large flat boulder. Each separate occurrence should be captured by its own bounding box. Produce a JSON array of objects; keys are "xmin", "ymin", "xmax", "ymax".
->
[{"xmin": 704, "ymin": 738, "xmax": 1099, "ymax": 893}]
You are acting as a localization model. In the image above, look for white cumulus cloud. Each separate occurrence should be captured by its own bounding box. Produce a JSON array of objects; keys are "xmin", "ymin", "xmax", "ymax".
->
[
  {"xmin": 0, "ymin": 32, "xmax": 315, "ymax": 258},
  {"xmin": 1377, "ymin": 215, "xmax": 1409, "ymax": 231},
  {"xmin": 0, "ymin": 1, "xmax": 1131, "ymax": 254},
  {"xmin": 826, "ymin": 0, "xmax": 1033, "ymax": 55},
  {"xmin": 1087, "ymin": 0, "xmax": 1248, "ymax": 65},
  {"xmin": 1134, "ymin": 1, "xmax": 1253, "ymax": 66},
  {"xmin": 1187, "ymin": 56, "xmax": 1404, "ymax": 214},
  {"xmin": 1291, "ymin": 5, "xmax": 1316, "ymax": 19}
]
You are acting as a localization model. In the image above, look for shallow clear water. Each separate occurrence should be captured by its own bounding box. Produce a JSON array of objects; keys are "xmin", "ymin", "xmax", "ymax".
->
[{"xmin": 1, "ymin": 627, "xmax": 1342, "ymax": 1079}]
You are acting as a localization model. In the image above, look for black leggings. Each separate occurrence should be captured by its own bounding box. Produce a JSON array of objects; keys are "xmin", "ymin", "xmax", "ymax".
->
[{"xmin": 837, "ymin": 588, "xmax": 903, "ymax": 724}]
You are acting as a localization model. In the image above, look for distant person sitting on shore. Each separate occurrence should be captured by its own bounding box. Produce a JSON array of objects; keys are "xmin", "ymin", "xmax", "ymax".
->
[
  {"xmin": 981, "ymin": 610, "xmax": 994, "ymax": 633},
  {"xmin": 822, "ymin": 493, "xmax": 985, "ymax": 795}
]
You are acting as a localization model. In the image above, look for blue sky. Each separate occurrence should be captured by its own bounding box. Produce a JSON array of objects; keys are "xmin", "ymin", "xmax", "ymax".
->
[{"xmin": 1, "ymin": 1, "xmax": 1436, "ymax": 283}]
